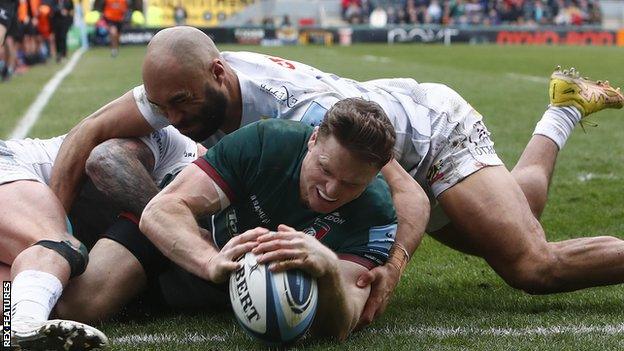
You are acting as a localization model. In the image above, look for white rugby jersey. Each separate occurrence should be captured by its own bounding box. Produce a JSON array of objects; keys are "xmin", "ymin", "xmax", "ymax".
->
[
  {"xmin": 133, "ymin": 51, "xmax": 478, "ymax": 185},
  {"xmin": 3, "ymin": 126, "xmax": 196, "ymax": 186}
]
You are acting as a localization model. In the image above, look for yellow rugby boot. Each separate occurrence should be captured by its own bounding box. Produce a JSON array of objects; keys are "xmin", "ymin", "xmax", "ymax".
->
[{"xmin": 549, "ymin": 66, "xmax": 624, "ymax": 118}]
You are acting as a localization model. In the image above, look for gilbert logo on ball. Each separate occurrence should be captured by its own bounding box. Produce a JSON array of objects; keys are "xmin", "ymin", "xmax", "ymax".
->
[{"xmin": 229, "ymin": 252, "xmax": 318, "ymax": 345}]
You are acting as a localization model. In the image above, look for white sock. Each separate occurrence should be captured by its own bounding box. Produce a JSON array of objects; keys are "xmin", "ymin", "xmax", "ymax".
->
[
  {"xmin": 11, "ymin": 270, "xmax": 63, "ymax": 323},
  {"xmin": 533, "ymin": 106, "xmax": 582, "ymax": 150}
]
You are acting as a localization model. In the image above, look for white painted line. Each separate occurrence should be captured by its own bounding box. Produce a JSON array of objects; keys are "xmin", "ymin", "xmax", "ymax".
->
[
  {"xmin": 505, "ymin": 73, "xmax": 549, "ymax": 84},
  {"xmin": 9, "ymin": 48, "xmax": 86, "ymax": 139},
  {"xmin": 577, "ymin": 172, "xmax": 620, "ymax": 182},
  {"xmin": 112, "ymin": 332, "xmax": 226, "ymax": 344},
  {"xmin": 112, "ymin": 324, "xmax": 624, "ymax": 344},
  {"xmin": 362, "ymin": 55, "xmax": 392, "ymax": 63},
  {"xmin": 369, "ymin": 324, "xmax": 624, "ymax": 337}
]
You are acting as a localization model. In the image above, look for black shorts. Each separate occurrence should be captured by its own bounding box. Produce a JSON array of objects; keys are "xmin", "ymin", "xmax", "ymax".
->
[
  {"xmin": 69, "ymin": 181, "xmax": 169, "ymax": 281},
  {"xmin": 0, "ymin": 0, "xmax": 17, "ymax": 37},
  {"xmin": 104, "ymin": 18, "xmax": 123, "ymax": 32}
]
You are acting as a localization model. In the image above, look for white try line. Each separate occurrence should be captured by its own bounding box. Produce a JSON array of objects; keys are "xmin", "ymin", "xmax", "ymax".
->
[
  {"xmin": 369, "ymin": 324, "xmax": 624, "ymax": 337},
  {"xmin": 9, "ymin": 48, "xmax": 86, "ymax": 139},
  {"xmin": 112, "ymin": 324, "xmax": 624, "ymax": 344},
  {"xmin": 577, "ymin": 172, "xmax": 620, "ymax": 182},
  {"xmin": 112, "ymin": 332, "xmax": 226, "ymax": 344},
  {"xmin": 505, "ymin": 72, "xmax": 549, "ymax": 85}
]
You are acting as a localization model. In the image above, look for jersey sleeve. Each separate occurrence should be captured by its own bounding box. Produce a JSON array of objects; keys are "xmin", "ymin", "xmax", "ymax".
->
[
  {"xmin": 192, "ymin": 123, "xmax": 262, "ymax": 204},
  {"xmin": 132, "ymin": 85, "xmax": 170, "ymax": 130},
  {"xmin": 337, "ymin": 223, "xmax": 397, "ymax": 270},
  {"xmin": 139, "ymin": 126, "xmax": 198, "ymax": 185}
]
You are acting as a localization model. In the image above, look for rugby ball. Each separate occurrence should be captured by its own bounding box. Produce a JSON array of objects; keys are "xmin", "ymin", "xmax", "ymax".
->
[{"xmin": 229, "ymin": 252, "xmax": 318, "ymax": 345}]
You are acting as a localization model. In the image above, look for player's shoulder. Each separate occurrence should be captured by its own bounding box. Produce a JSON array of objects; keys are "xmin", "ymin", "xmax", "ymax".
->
[
  {"xmin": 251, "ymin": 119, "xmax": 313, "ymax": 141},
  {"xmin": 343, "ymin": 174, "xmax": 395, "ymax": 223}
]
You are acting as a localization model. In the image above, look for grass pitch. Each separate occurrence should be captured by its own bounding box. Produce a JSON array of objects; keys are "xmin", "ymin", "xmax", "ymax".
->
[{"xmin": 3, "ymin": 43, "xmax": 624, "ymax": 350}]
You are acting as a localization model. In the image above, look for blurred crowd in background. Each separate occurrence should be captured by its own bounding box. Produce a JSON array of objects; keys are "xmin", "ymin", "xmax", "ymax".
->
[
  {"xmin": 1, "ymin": 0, "xmax": 74, "ymax": 81},
  {"xmin": 344, "ymin": 0, "xmax": 603, "ymax": 26},
  {"xmin": 0, "ymin": 0, "xmax": 607, "ymax": 83}
]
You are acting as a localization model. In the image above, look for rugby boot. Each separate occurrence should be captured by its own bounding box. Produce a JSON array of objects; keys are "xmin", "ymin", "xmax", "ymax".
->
[
  {"xmin": 549, "ymin": 65, "xmax": 624, "ymax": 118},
  {"xmin": 11, "ymin": 318, "xmax": 109, "ymax": 350}
]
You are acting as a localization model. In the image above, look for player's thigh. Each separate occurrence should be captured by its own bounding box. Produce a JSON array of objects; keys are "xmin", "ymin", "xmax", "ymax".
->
[
  {"xmin": 437, "ymin": 166, "xmax": 551, "ymax": 278},
  {"xmin": 0, "ymin": 180, "xmax": 70, "ymax": 264},
  {"xmin": 56, "ymin": 238, "xmax": 147, "ymax": 322}
]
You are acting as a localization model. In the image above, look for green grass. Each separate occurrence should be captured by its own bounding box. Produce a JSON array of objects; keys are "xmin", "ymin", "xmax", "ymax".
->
[{"xmin": 4, "ymin": 44, "xmax": 624, "ymax": 350}]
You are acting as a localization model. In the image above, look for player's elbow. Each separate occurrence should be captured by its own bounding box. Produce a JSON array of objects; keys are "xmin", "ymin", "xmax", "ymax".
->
[{"xmin": 139, "ymin": 195, "xmax": 173, "ymax": 236}]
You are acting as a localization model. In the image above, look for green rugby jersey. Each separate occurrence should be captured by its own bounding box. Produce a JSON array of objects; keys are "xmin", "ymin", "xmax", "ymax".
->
[{"xmin": 193, "ymin": 119, "xmax": 397, "ymax": 269}]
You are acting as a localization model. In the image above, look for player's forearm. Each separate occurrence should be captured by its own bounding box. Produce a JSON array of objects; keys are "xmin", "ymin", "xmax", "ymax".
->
[
  {"xmin": 381, "ymin": 161, "xmax": 429, "ymax": 257},
  {"xmin": 86, "ymin": 139, "xmax": 158, "ymax": 216},
  {"xmin": 313, "ymin": 264, "xmax": 360, "ymax": 341},
  {"xmin": 51, "ymin": 91, "xmax": 153, "ymax": 210},
  {"xmin": 51, "ymin": 118, "xmax": 104, "ymax": 211},
  {"xmin": 140, "ymin": 194, "xmax": 218, "ymax": 277}
]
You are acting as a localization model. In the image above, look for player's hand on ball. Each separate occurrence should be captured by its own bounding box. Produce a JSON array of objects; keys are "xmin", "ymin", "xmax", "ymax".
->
[
  {"xmin": 253, "ymin": 224, "xmax": 338, "ymax": 278},
  {"xmin": 205, "ymin": 227, "xmax": 267, "ymax": 283},
  {"xmin": 354, "ymin": 263, "xmax": 401, "ymax": 329}
]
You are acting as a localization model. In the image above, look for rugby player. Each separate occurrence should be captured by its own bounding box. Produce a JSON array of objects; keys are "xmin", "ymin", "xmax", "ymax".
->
[
  {"xmin": 139, "ymin": 98, "xmax": 399, "ymax": 340},
  {"xmin": 0, "ymin": 126, "xmax": 198, "ymax": 349},
  {"xmin": 0, "ymin": 0, "xmax": 14, "ymax": 43},
  {"xmin": 49, "ymin": 26, "xmax": 624, "ymax": 329}
]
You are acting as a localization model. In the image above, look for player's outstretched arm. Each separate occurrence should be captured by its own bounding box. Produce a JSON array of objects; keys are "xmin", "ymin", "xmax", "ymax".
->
[
  {"xmin": 356, "ymin": 160, "xmax": 430, "ymax": 328},
  {"xmin": 254, "ymin": 224, "xmax": 368, "ymax": 341},
  {"xmin": 139, "ymin": 163, "xmax": 263, "ymax": 282},
  {"xmin": 51, "ymin": 90, "xmax": 154, "ymax": 211}
]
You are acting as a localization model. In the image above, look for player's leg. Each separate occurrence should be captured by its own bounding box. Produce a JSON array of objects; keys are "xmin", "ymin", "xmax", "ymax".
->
[
  {"xmin": 56, "ymin": 238, "xmax": 148, "ymax": 323},
  {"xmin": 109, "ymin": 23, "xmax": 119, "ymax": 56},
  {"xmin": 511, "ymin": 68, "xmax": 624, "ymax": 219},
  {"xmin": 438, "ymin": 165, "xmax": 624, "ymax": 294},
  {"xmin": 0, "ymin": 23, "xmax": 6, "ymax": 43},
  {"xmin": 0, "ymin": 180, "xmax": 108, "ymax": 349}
]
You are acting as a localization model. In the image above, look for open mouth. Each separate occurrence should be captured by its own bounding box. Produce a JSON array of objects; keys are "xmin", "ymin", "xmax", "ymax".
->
[{"xmin": 316, "ymin": 187, "xmax": 337, "ymax": 202}]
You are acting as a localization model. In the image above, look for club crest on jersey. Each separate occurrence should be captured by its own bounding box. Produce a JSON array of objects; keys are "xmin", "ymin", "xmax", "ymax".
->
[
  {"xmin": 303, "ymin": 218, "xmax": 332, "ymax": 240},
  {"xmin": 260, "ymin": 83, "xmax": 298, "ymax": 107}
]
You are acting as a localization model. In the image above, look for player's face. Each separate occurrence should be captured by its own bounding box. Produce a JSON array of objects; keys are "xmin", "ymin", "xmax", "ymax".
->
[
  {"xmin": 300, "ymin": 130, "xmax": 379, "ymax": 214},
  {"xmin": 144, "ymin": 71, "xmax": 227, "ymax": 141}
]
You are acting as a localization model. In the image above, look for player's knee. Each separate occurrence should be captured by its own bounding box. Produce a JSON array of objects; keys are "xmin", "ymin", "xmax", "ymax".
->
[
  {"xmin": 502, "ymin": 252, "xmax": 562, "ymax": 295},
  {"xmin": 33, "ymin": 239, "xmax": 89, "ymax": 278},
  {"xmin": 85, "ymin": 140, "xmax": 118, "ymax": 178}
]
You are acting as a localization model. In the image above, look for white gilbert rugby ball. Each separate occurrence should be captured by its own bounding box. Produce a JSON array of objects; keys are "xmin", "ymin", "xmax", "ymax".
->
[{"xmin": 229, "ymin": 252, "xmax": 318, "ymax": 344}]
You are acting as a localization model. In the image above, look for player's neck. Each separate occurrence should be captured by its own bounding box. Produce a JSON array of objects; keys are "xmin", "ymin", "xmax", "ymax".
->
[{"xmin": 221, "ymin": 69, "xmax": 243, "ymax": 133}]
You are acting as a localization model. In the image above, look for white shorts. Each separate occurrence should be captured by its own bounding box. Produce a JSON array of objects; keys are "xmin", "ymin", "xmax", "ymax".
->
[
  {"xmin": 0, "ymin": 139, "xmax": 60, "ymax": 186},
  {"xmin": 424, "ymin": 111, "xmax": 504, "ymax": 232}
]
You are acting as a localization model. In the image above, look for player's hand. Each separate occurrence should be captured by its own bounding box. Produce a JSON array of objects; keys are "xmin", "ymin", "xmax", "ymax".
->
[
  {"xmin": 253, "ymin": 224, "xmax": 338, "ymax": 278},
  {"xmin": 204, "ymin": 227, "xmax": 267, "ymax": 284},
  {"xmin": 354, "ymin": 262, "xmax": 401, "ymax": 330}
]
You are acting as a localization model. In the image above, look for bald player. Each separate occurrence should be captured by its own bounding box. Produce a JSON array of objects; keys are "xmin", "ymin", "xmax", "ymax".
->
[{"xmin": 51, "ymin": 27, "xmax": 624, "ymax": 329}]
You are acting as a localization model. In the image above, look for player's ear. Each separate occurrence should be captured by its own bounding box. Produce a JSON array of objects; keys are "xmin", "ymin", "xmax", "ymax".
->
[
  {"xmin": 210, "ymin": 58, "xmax": 225, "ymax": 83},
  {"xmin": 308, "ymin": 128, "xmax": 319, "ymax": 149}
]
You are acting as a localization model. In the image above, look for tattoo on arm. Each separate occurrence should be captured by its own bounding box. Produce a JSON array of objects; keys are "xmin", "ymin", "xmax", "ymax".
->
[{"xmin": 86, "ymin": 138, "xmax": 158, "ymax": 216}]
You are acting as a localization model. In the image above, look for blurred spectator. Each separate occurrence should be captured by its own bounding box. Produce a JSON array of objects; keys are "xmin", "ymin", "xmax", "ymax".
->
[
  {"xmin": 173, "ymin": 1, "xmax": 186, "ymax": 25},
  {"xmin": 350, "ymin": 0, "xmax": 602, "ymax": 26},
  {"xmin": 369, "ymin": 6, "xmax": 387, "ymax": 27},
  {"xmin": 99, "ymin": 0, "xmax": 128, "ymax": 57},
  {"xmin": 51, "ymin": 0, "xmax": 73, "ymax": 63},
  {"xmin": 426, "ymin": 0, "xmax": 442, "ymax": 23}
]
